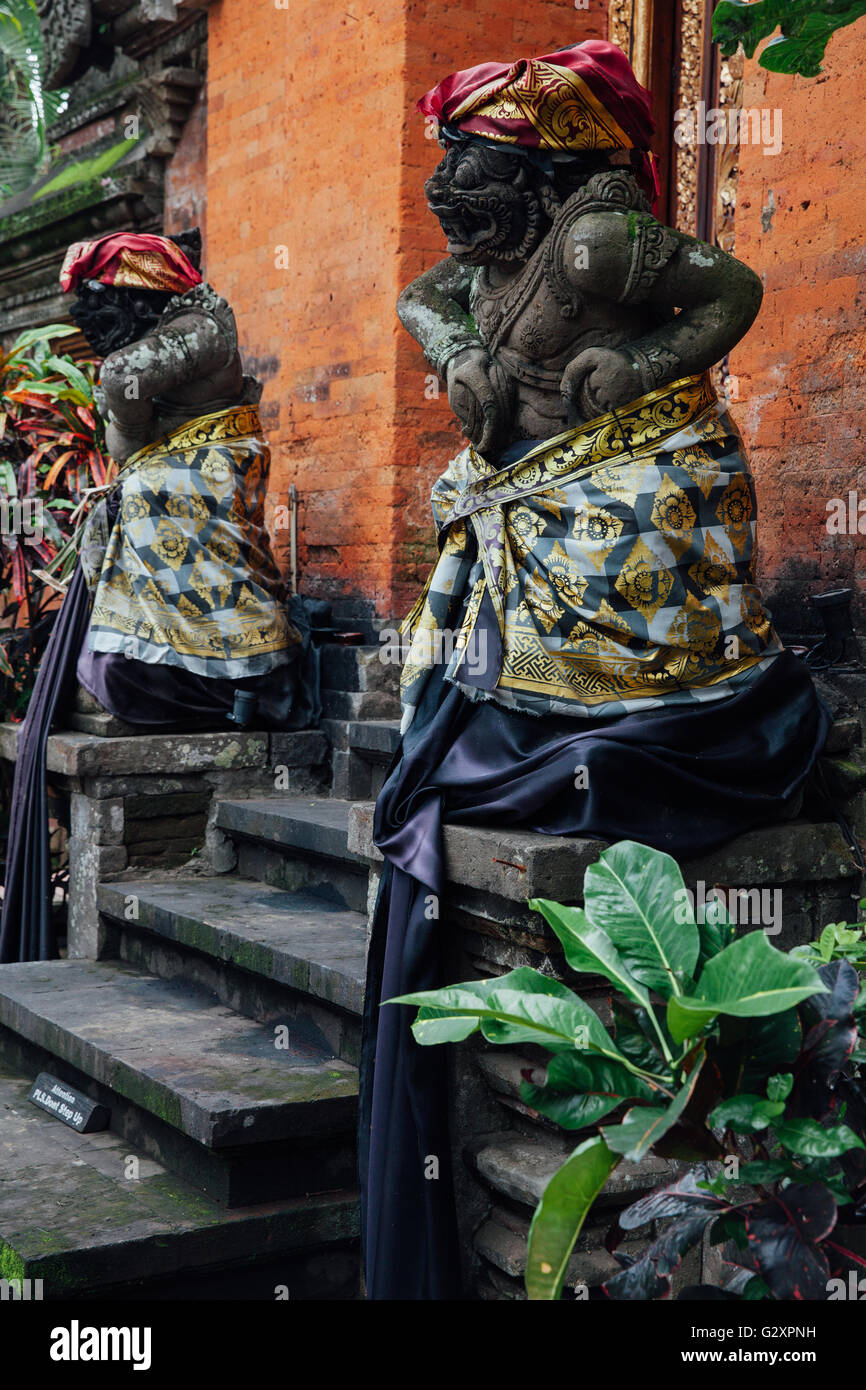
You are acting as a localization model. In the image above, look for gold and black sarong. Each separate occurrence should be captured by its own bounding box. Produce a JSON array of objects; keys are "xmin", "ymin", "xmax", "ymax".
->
[
  {"xmin": 399, "ymin": 374, "xmax": 782, "ymax": 728},
  {"xmin": 84, "ymin": 404, "xmax": 298, "ymax": 678}
]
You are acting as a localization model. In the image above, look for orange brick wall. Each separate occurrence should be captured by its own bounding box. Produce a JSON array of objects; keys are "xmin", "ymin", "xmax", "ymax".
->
[
  {"xmin": 164, "ymin": 86, "xmax": 209, "ymax": 257},
  {"xmin": 730, "ymin": 20, "xmax": 866, "ymax": 634},
  {"xmin": 205, "ymin": 0, "xmax": 608, "ymax": 620}
]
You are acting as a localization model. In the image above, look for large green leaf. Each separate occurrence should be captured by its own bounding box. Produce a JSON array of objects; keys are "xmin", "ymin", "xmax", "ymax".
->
[
  {"xmin": 411, "ymin": 1007, "xmax": 479, "ymax": 1045},
  {"xmin": 389, "ymin": 966, "xmax": 625, "ymax": 1058},
  {"xmin": 713, "ymin": 0, "xmax": 866, "ymax": 78},
  {"xmin": 667, "ymin": 931, "xmax": 827, "ymax": 1043},
  {"xmin": 529, "ymin": 898, "xmax": 651, "ymax": 1009},
  {"xmin": 601, "ymin": 1050, "xmax": 705, "ymax": 1162},
  {"xmin": 581, "ymin": 841, "xmax": 699, "ymax": 998},
  {"xmin": 521, "ymin": 1051, "xmax": 658, "ymax": 1130},
  {"xmin": 775, "ymin": 1118, "xmax": 865, "ymax": 1158},
  {"xmin": 525, "ymin": 1136, "xmax": 619, "ymax": 1300}
]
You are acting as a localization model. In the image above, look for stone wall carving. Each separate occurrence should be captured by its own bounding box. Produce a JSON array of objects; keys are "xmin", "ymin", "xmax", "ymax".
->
[
  {"xmin": 673, "ymin": 0, "xmax": 704, "ymax": 237},
  {"xmin": 715, "ymin": 52, "xmax": 744, "ymax": 254},
  {"xmin": 0, "ymin": 2, "xmax": 206, "ymax": 340},
  {"xmin": 608, "ymin": 0, "xmax": 654, "ymax": 88},
  {"xmin": 609, "ymin": 0, "xmax": 715, "ymax": 238},
  {"xmin": 35, "ymin": 0, "xmax": 92, "ymax": 88}
]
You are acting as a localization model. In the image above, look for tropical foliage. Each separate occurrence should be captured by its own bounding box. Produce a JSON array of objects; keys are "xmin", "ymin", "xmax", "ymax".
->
[
  {"xmin": 713, "ymin": 0, "xmax": 866, "ymax": 77},
  {"xmin": 391, "ymin": 840, "xmax": 866, "ymax": 1300},
  {"xmin": 0, "ymin": 324, "xmax": 112, "ymax": 720},
  {"xmin": 0, "ymin": 0, "xmax": 66, "ymax": 198}
]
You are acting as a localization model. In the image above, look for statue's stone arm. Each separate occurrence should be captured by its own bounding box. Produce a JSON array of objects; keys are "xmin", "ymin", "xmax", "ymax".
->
[
  {"xmin": 396, "ymin": 258, "xmax": 479, "ymax": 374},
  {"xmin": 96, "ymin": 309, "xmax": 234, "ymax": 462},
  {"xmin": 559, "ymin": 211, "xmax": 763, "ymax": 415},
  {"xmin": 396, "ymin": 258, "xmax": 512, "ymax": 455}
]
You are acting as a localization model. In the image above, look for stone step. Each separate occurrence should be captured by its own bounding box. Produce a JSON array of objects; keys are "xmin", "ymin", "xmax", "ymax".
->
[
  {"xmin": 473, "ymin": 1204, "xmax": 645, "ymax": 1299},
  {"xmin": 215, "ymin": 797, "xmax": 369, "ymax": 913},
  {"xmin": 465, "ymin": 1132, "xmax": 678, "ymax": 1214},
  {"xmin": 97, "ymin": 876, "xmax": 366, "ymax": 1061},
  {"xmin": 0, "ymin": 1061, "xmax": 358, "ymax": 1300},
  {"xmin": 328, "ymin": 718, "xmax": 401, "ymax": 799},
  {"xmin": 349, "ymin": 802, "xmax": 859, "ymax": 956},
  {"xmin": 319, "ymin": 643, "xmax": 398, "ymax": 696},
  {"xmin": 0, "ymin": 959, "xmax": 358, "ymax": 1207}
]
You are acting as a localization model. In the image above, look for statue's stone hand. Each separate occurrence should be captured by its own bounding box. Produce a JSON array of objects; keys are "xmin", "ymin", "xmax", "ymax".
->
[
  {"xmin": 93, "ymin": 379, "xmax": 108, "ymax": 421},
  {"xmin": 561, "ymin": 347, "xmax": 640, "ymax": 422},
  {"xmin": 446, "ymin": 346, "xmax": 512, "ymax": 458}
]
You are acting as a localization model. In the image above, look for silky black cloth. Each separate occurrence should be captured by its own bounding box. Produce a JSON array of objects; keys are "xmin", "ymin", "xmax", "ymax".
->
[
  {"xmin": 0, "ymin": 565, "xmax": 92, "ymax": 963},
  {"xmin": 360, "ymin": 643, "xmax": 830, "ymax": 1299}
]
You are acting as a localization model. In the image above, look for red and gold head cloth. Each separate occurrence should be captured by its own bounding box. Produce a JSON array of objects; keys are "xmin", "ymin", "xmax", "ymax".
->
[
  {"xmin": 60, "ymin": 232, "xmax": 202, "ymax": 295},
  {"xmin": 418, "ymin": 39, "xmax": 659, "ymax": 207}
]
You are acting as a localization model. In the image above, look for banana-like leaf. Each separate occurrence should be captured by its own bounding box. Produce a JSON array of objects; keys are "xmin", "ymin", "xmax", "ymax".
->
[
  {"xmin": 521, "ymin": 1050, "xmax": 658, "ymax": 1130},
  {"xmin": 525, "ymin": 1136, "xmax": 619, "ymax": 1299},
  {"xmin": 7, "ymin": 324, "xmax": 77, "ymax": 355},
  {"xmin": 529, "ymin": 897, "xmax": 652, "ymax": 1009},
  {"xmin": 667, "ymin": 930, "xmax": 827, "ymax": 1043},
  {"xmin": 34, "ymin": 136, "xmax": 138, "ymax": 201},
  {"xmin": 389, "ymin": 966, "xmax": 626, "ymax": 1059},
  {"xmin": 582, "ymin": 840, "xmax": 699, "ymax": 998},
  {"xmin": 44, "ymin": 355, "xmax": 91, "ymax": 398}
]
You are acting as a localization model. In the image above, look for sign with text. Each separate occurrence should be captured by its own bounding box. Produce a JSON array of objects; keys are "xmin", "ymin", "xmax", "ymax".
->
[{"xmin": 28, "ymin": 1073, "xmax": 109, "ymax": 1133}]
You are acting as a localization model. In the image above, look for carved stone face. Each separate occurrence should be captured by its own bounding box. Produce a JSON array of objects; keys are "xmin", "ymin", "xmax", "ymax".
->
[
  {"xmin": 70, "ymin": 281, "xmax": 170, "ymax": 357},
  {"xmin": 424, "ymin": 142, "xmax": 556, "ymax": 267}
]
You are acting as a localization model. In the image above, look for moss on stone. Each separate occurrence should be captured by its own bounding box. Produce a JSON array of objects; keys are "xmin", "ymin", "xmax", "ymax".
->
[{"xmin": 0, "ymin": 1239, "xmax": 26, "ymax": 1282}]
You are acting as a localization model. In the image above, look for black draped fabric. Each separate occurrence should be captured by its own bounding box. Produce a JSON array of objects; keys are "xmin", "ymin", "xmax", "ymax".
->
[
  {"xmin": 0, "ymin": 565, "xmax": 92, "ymax": 963},
  {"xmin": 76, "ymin": 594, "xmax": 322, "ymax": 731},
  {"xmin": 359, "ymin": 632, "xmax": 830, "ymax": 1299},
  {"xmin": 1, "ymin": 577, "xmax": 321, "ymax": 964}
]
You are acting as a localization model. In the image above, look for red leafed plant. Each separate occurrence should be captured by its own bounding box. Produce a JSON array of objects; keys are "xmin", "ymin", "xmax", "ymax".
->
[{"xmin": 0, "ymin": 323, "xmax": 113, "ymax": 722}]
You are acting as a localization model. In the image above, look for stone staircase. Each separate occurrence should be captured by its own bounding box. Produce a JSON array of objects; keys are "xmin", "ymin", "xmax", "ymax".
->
[
  {"xmin": 0, "ymin": 642, "xmax": 863, "ymax": 1300},
  {"xmin": 0, "ymin": 646, "xmax": 398, "ymax": 1301},
  {"xmin": 0, "ymin": 794, "xmax": 369, "ymax": 1298}
]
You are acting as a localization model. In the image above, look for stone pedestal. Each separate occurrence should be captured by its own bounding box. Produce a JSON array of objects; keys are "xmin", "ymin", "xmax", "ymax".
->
[{"xmin": 0, "ymin": 722, "xmax": 329, "ymax": 959}]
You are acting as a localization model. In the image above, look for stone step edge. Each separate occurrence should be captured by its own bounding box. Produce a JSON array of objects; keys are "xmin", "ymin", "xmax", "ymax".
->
[
  {"xmin": 347, "ymin": 801, "xmax": 856, "ymax": 904},
  {"xmin": 466, "ymin": 1131, "xmax": 680, "ymax": 1212},
  {"xmin": 0, "ymin": 959, "xmax": 358, "ymax": 1151},
  {"xmin": 96, "ymin": 876, "xmax": 366, "ymax": 1018},
  {"xmin": 0, "ymin": 722, "xmax": 328, "ymax": 778},
  {"xmin": 215, "ymin": 796, "xmax": 368, "ymax": 868},
  {"xmin": 0, "ymin": 1062, "xmax": 358, "ymax": 1298}
]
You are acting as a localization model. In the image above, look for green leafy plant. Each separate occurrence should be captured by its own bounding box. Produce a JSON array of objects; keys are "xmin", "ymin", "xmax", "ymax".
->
[
  {"xmin": 713, "ymin": 0, "xmax": 866, "ymax": 78},
  {"xmin": 0, "ymin": 0, "xmax": 66, "ymax": 197},
  {"xmin": 791, "ymin": 913, "xmax": 866, "ymax": 969},
  {"xmin": 0, "ymin": 323, "xmax": 112, "ymax": 719},
  {"xmin": 391, "ymin": 840, "xmax": 866, "ymax": 1300}
]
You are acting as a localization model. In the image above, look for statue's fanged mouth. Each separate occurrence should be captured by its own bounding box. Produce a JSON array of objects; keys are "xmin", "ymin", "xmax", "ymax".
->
[
  {"xmin": 426, "ymin": 198, "xmax": 501, "ymax": 258},
  {"xmin": 423, "ymin": 143, "xmax": 553, "ymax": 266}
]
